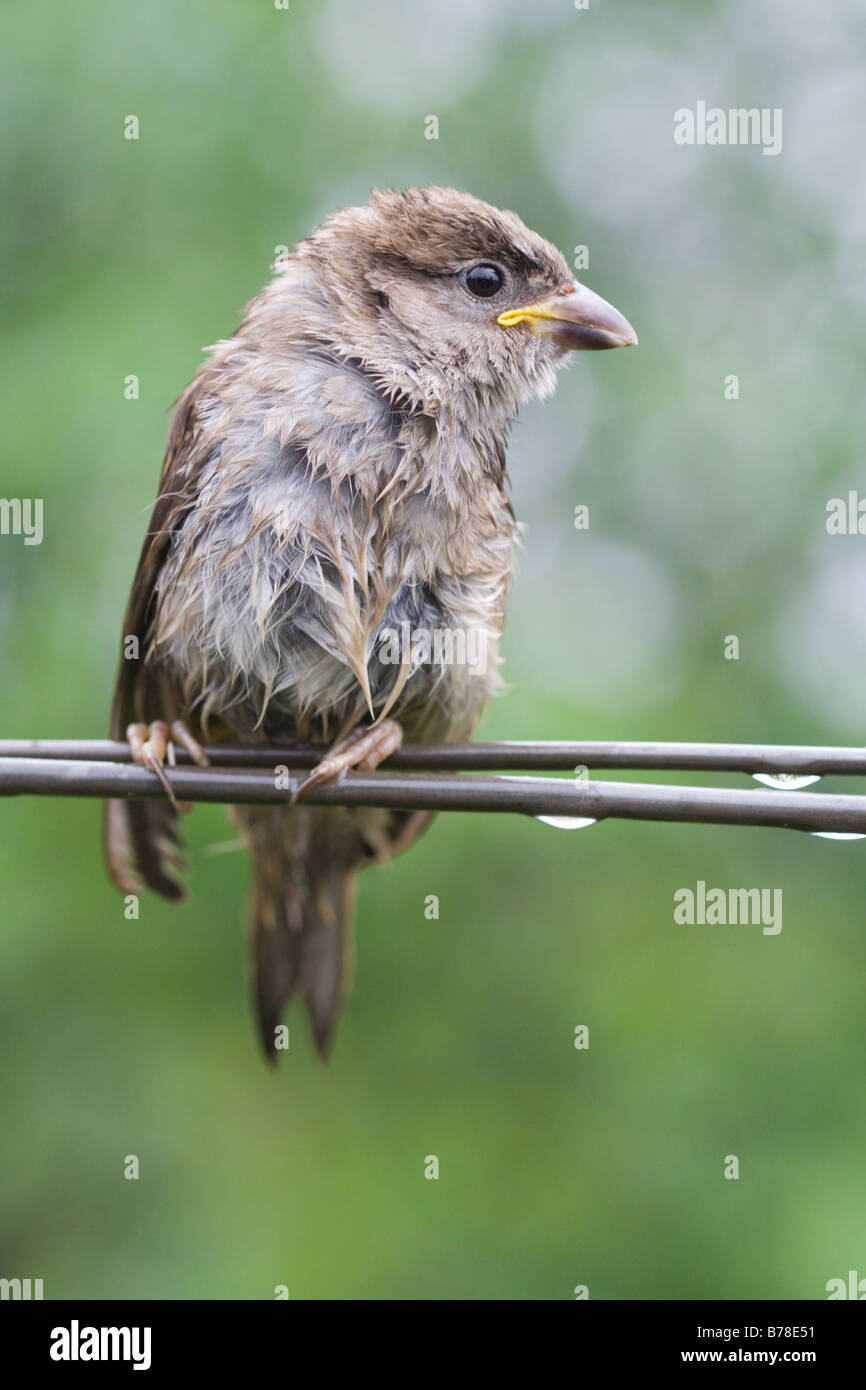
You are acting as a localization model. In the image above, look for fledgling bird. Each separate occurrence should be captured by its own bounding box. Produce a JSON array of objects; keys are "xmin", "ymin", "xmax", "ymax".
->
[{"xmin": 104, "ymin": 186, "xmax": 636, "ymax": 1060}]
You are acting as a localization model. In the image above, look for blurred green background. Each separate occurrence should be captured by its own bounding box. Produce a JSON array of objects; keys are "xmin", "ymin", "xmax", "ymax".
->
[{"xmin": 2, "ymin": 0, "xmax": 866, "ymax": 1300}]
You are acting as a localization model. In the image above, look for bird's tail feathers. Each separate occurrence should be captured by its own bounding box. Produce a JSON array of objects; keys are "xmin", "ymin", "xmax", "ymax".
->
[{"xmin": 236, "ymin": 807, "xmax": 357, "ymax": 1062}]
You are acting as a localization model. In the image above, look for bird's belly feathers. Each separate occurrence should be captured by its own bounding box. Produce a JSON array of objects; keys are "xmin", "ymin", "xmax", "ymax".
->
[{"xmin": 152, "ymin": 490, "xmax": 509, "ymax": 743}]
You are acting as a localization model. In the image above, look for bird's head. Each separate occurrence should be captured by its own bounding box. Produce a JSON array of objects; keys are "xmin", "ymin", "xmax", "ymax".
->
[{"xmin": 283, "ymin": 186, "xmax": 637, "ymax": 414}]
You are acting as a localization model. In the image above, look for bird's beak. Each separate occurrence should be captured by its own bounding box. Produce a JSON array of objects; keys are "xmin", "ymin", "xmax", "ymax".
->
[{"xmin": 497, "ymin": 281, "xmax": 638, "ymax": 351}]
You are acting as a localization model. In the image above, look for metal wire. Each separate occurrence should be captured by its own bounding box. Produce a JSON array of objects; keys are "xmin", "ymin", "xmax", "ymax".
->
[
  {"xmin": 1, "ymin": 737, "xmax": 865, "ymax": 774},
  {"xmin": 0, "ymin": 741, "xmax": 865, "ymax": 834}
]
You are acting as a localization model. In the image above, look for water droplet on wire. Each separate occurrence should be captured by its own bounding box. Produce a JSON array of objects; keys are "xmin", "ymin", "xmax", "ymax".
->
[
  {"xmin": 753, "ymin": 772, "xmax": 822, "ymax": 790},
  {"xmin": 811, "ymin": 831, "xmax": 866, "ymax": 841},
  {"xmin": 534, "ymin": 815, "xmax": 597, "ymax": 830}
]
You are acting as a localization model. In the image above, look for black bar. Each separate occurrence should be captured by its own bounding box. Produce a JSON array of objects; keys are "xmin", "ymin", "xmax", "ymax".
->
[
  {"xmin": 2, "ymin": 756, "xmax": 866, "ymax": 832},
  {"xmin": 0, "ymin": 737, "xmax": 865, "ymax": 774}
]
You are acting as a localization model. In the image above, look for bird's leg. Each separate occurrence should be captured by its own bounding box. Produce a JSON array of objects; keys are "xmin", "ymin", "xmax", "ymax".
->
[
  {"xmin": 168, "ymin": 720, "xmax": 210, "ymax": 768},
  {"xmin": 290, "ymin": 719, "xmax": 403, "ymax": 804},
  {"xmin": 126, "ymin": 719, "xmax": 209, "ymax": 808}
]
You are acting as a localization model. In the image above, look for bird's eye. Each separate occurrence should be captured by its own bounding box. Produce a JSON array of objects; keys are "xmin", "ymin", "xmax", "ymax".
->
[{"xmin": 464, "ymin": 263, "xmax": 505, "ymax": 298}]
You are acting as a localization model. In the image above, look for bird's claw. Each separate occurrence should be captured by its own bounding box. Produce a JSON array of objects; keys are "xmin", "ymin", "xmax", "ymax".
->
[
  {"xmin": 290, "ymin": 719, "xmax": 403, "ymax": 804},
  {"xmin": 126, "ymin": 719, "xmax": 209, "ymax": 809}
]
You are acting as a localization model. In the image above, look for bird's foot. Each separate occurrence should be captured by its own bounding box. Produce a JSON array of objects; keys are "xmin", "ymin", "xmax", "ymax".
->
[
  {"xmin": 290, "ymin": 719, "xmax": 403, "ymax": 804},
  {"xmin": 126, "ymin": 719, "xmax": 209, "ymax": 808}
]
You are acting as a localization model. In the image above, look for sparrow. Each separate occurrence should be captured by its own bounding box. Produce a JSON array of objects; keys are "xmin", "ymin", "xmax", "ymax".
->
[{"xmin": 103, "ymin": 186, "xmax": 636, "ymax": 1060}]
